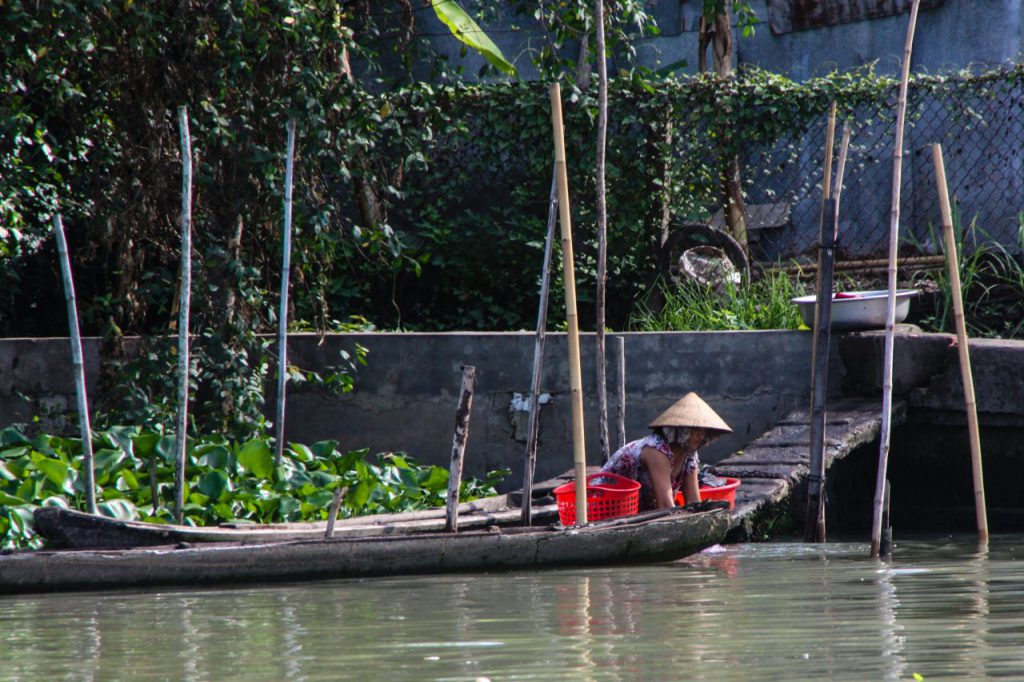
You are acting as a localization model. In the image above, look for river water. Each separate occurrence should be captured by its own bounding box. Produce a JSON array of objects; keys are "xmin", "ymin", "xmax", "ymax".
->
[{"xmin": 2, "ymin": 534, "xmax": 1021, "ymax": 681}]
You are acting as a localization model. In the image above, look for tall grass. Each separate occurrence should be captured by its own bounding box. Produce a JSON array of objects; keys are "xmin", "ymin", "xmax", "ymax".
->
[
  {"xmin": 911, "ymin": 208, "xmax": 1024, "ymax": 339},
  {"xmin": 631, "ymin": 270, "xmax": 810, "ymax": 331}
]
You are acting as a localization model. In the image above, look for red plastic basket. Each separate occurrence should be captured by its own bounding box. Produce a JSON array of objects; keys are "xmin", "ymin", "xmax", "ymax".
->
[
  {"xmin": 553, "ymin": 473, "xmax": 641, "ymax": 526},
  {"xmin": 675, "ymin": 477, "xmax": 741, "ymax": 510}
]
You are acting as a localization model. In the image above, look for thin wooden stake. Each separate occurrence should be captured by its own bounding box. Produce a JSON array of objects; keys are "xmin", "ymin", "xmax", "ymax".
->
[
  {"xmin": 880, "ymin": 479, "xmax": 893, "ymax": 559},
  {"xmin": 805, "ymin": 115, "xmax": 851, "ymax": 543},
  {"xmin": 549, "ymin": 82, "xmax": 588, "ymax": 525},
  {"xmin": 446, "ymin": 365, "xmax": 476, "ymax": 533},
  {"xmin": 521, "ymin": 167, "xmax": 559, "ymax": 526},
  {"xmin": 594, "ymin": 0, "xmax": 611, "ymax": 463},
  {"xmin": 805, "ymin": 103, "xmax": 837, "ymax": 540},
  {"xmin": 615, "ymin": 335, "xmax": 626, "ymax": 451},
  {"xmin": 324, "ymin": 486, "xmax": 347, "ymax": 539},
  {"xmin": 173, "ymin": 105, "xmax": 193, "ymax": 525},
  {"xmin": 871, "ymin": 0, "xmax": 921, "ymax": 558},
  {"xmin": 804, "ymin": 100, "xmax": 837, "ymax": 541},
  {"xmin": 52, "ymin": 214, "xmax": 97, "ymax": 515},
  {"xmin": 274, "ymin": 118, "xmax": 297, "ymax": 467},
  {"xmin": 933, "ymin": 143, "xmax": 989, "ymax": 544}
]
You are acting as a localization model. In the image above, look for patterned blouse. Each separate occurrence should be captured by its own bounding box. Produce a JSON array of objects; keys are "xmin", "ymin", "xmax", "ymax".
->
[{"xmin": 599, "ymin": 433, "xmax": 699, "ymax": 511}]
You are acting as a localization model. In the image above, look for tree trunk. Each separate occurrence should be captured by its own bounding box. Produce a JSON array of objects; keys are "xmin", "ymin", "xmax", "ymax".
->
[
  {"xmin": 711, "ymin": 1, "xmax": 748, "ymax": 253},
  {"xmin": 712, "ymin": 7, "xmax": 733, "ymax": 76}
]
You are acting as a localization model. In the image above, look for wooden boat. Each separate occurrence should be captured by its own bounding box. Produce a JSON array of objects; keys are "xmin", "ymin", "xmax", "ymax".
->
[
  {"xmin": 34, "ymin": 498, "xmax": 562, "ymax": 548},
  {"xmin": 1, "ymin": 503, "xmax": 730, "ymax": 595},
  {"xmin": 32, "ymin": 477, "xmax": 568, "ymax": 549}
]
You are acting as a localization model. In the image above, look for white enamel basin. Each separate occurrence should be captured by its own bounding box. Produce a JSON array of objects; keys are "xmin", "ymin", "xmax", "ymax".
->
[{"xmin": 791, "ymin": 289, "xmax": 920, "ymax": 331}]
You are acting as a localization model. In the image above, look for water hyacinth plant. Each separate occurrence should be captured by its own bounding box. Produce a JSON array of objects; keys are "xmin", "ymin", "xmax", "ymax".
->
[{"xmin": 0, "ymin": 425, "xmax": 507, "ymax": 550}]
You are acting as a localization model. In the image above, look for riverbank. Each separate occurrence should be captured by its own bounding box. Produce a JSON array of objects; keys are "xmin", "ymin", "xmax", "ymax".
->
[{"xmin": 4, "ymin": 328, "xmax": 1023, "ymax": 544}]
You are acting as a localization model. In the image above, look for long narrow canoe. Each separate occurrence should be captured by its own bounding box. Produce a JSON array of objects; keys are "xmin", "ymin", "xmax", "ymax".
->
[
  {"xmin": 1, "ymin": 504, "xmax": 730, "ymax": 595},
  {"xmin": 34, "ymin": 502, "xmax": 561, "ymax": 548},
  {"xmin": 33, "ymin": 476, "xmax": 570, "ymax": 550}
]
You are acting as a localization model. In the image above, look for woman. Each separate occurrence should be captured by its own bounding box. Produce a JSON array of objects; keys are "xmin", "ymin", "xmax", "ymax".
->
[{"xmin": 600, "ymin": 392, "xmax": 731, "ymax": 511}]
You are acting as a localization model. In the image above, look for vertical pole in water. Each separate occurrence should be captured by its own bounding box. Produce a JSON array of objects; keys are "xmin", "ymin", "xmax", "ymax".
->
[
  {"xmin": 174, "ymin": 105, "xmax": 193, "ymax": 525},
  {"xmin": 806, "ymin": 120, "xmax": 851, "ymax": 543},
  {"xmin": 446, "ymin": 365, "xmax": 476, "ymax": 533},
  {"xmin": 521, "ymin": 168, "xmax": 558, "ymax": 526},
  {"xmin": 805, "ymin": 102, "xmax": 837, "ymax": 542},
  {"xmin": 880, "ymin": 480, "xmax": 893, "ymax": 558},
  {"xmin": 53, "ymin": 214, "xmax": 97, "ymax": 515},
  {"xmin": 871, "ymin": 0, "xmax": 921, "ymax": 558},
  {"xmin": 324, "ymin": 486, "xmax": 347, "ymax": 540},
  {"xmin": 615, "ymin": 335, "xmax": 626, "ymax": 452},
  {"xmin": 594, "ymin": 0, "xmax": 611, "ymax": 463},
  {"xmin": 274, "ymin": 118, "xmax": 297, "ymax": 467},
  {"xmin": 932, "ymin": 143, "xmax": 989, "ymax": 544},
  {"xmin": 549, "ymin": 82, "xmax": 588, "ymax": 525}
]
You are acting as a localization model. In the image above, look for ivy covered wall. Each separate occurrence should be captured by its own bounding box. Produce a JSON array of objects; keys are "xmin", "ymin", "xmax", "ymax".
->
[{"xmin": 3, "ymin": 1, "xmax": 1023, "ymax": 340}]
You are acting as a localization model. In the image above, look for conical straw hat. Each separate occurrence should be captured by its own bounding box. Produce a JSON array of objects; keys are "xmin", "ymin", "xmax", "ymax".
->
[{"xmin": 648, "ymin": 392, "xmax": 732, "ymax": 433}]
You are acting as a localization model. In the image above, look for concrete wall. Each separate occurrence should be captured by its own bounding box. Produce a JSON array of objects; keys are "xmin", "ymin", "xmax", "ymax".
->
[
  {"xmin": 415, "ymin": 1, "xmax": 1023, "ymax": 82},
  {"xmin": 4, "ymin": 330, "xmax": 1024, "ymax": 493},
  {"xmin": 0, "ymin": 331, "xmax": 840, "ymax": 489}
]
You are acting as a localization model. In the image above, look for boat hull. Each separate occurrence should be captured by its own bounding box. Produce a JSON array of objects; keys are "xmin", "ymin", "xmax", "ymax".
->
[
  {"xmin": 33, "ymin": 502, "xmax": 560, "ymax": 548},
  {"xmin": 0, "ymin": 507, "xmax": 729, "ymax": 594}
]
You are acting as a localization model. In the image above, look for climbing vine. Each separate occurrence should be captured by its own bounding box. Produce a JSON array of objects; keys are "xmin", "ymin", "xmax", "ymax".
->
[{"xmin": 3, "ymin": 0, "xmax": 1022, "ymax": 342}]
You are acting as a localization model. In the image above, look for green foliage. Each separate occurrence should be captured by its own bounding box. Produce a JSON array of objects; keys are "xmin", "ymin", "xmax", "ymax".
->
[
  {"xmin": 0, "ymin": 425, "xmax": 509, "ymax": 550},
  {"xmin": 702, "ymin": 1, "xmax": 759, "ymax": 38},
  {"xmin": 433, "ymin": 1, "xmax": 518, "ymax": 78},
  {"xmin": 631, "ymin": 270, "xmax": 809, "ymax": 332},
  {"xmin": 515, "ymin": 0, "xmax": 660, "ymax": 83},
  {"xmin": 4, "ymin": 0, "xmax": 1024, "ymax": 340},
  {"xmin": 911, "ymin": 209, "xmax": 1024, "ymax": 338}
]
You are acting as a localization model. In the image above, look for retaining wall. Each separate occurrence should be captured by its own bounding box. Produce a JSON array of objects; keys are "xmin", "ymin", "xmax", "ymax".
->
[
  {"xmin": 4, "ymin": 330, "xmax": 1022, "ymax": 491},
  {"xmin": 1, "ymin": 331, "xmax": 839, "ymax": 489}
]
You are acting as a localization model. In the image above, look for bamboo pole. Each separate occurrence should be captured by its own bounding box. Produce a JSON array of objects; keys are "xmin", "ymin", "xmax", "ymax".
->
[
  {"xmin": 821, "ymin": 103, "xmax": 838, "ymax": 207},
  {"xmin": 52, "ymin": 214, "xmax": 97, "ymax": 515},
  {"xmin": 805, "ymin": 119, "xmax": 851, "ymax": 543},
  {"xmin": 932, "ymin": 143, "xmax": 989, "ymax": 544},
  {"xmin": 173, "ymin": 105, "xmax": 193, "ymax": 524},
  {"xmin": 871, "ymin": 0, "xmax": 921, "ymax": 558},
  {"xmin": 549, "ymin": 82, "xmax": 589, "ymax": 525},
  {"xmin": 594, "ymin": 0, "xmax": 611, "ymax": 463},
  {"xmin": 274, "ymin": 118, "xmax": 297, "ymax": 467},
  {"xmin": 521, "ymin": 167, "xmax": 559, "ymax": 526},
  {"xmin": 446, "ymin": 365, "xmax": 476, "ymax": 533},
  {"xmin": 804, "ymin": 102, "xmax": 837, "ymax": 541},
  {"xmin": 615, "ymin": 335, "xmax": 626, "ymax": 451}
]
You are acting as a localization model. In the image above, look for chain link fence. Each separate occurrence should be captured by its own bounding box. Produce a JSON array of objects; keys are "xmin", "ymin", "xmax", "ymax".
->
[{"xmin": 737, "ymin": 70, "xmax": 1024, "ymax": 268}]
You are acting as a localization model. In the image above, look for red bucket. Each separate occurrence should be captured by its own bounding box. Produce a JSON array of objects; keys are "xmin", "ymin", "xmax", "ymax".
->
[
  {"xmin": 676, "ymin": 477, "xmax": 741, "ymax": 510},
  {"xmin": 553, "ymin": 473, "xmax": 641, "ymax": 525}
]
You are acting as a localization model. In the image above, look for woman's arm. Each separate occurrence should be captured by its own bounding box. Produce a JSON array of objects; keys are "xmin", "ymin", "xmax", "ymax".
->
[
  {"xmin": 640, "ymin": 447, "xmax": 676, "ymax": 509},
  {"xmin": 681, "ymin": 466, "xmax": 700, "ymax": 505}
]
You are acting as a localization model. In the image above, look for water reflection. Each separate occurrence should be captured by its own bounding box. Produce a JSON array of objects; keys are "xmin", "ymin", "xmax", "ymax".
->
[{"xmin": 1, "ymin": 535, "xmax": 1022, "ymax": 680}]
